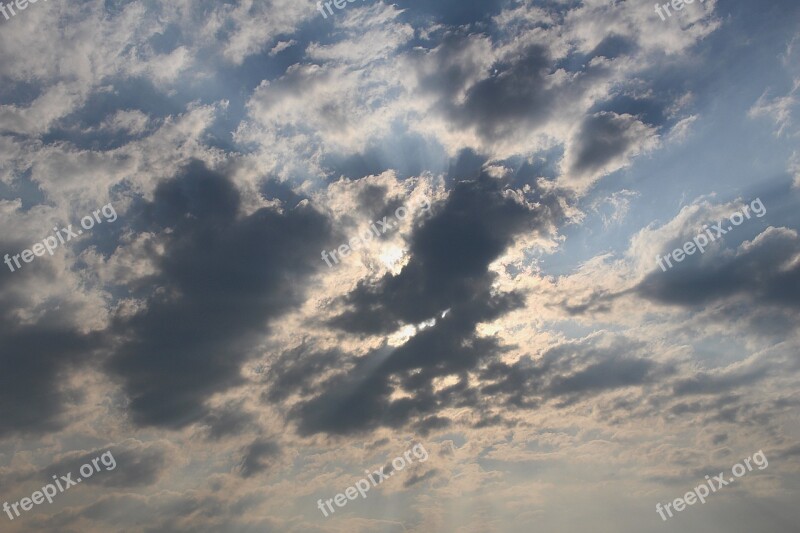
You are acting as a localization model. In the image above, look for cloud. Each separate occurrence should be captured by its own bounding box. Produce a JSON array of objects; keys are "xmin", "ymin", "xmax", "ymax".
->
[
  {"xmin": 0, "ymin": 268, "xmax": 102, "ymax": 437},
  {"xmin": 561, "ymin": 112, "xmax": 659, "ymax": 189},
  {"xmin": 789, "ymin": 150, "xmax": 800, "ymax": 188},
  {"xmin": 0, "ymin": 440, "xmax": 173, "ymax": 491},
  {"xmin": 267, "ymin": 177, "xmax": 560, "ymax": 434},
  {"xmin": 748, "ymin": 79, "xmax": 800, "ymax": 137},
  {"xmin": 237, "ymin": 439, "xmax": 280, "ymax": 478},
  {"xmin": 202, "ymin": 401, "xmax": 257, "ymax": 441},
  {"xmin": 105, "ymin": 160, "xmax": 334, "ymax": 428},
  {"xmin": 480, "ymin": 334, "xmax": 669, "ymax": 409},
  {"xmin": 636, "ymin": 226, "xmax": 800, "ymax": 311},
  {"xmin": 330, "ymin": 177, "xmax": 559, "ymax": 333},
  {"xmin": 267, "ymin": 177, "xmax": 564, "ymax": 435},
  {"xmin": 1, "ymin": 1, "xmax": 799, "ymax": 532}
]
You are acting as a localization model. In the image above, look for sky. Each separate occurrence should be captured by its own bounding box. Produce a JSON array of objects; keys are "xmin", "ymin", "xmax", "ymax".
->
[{"xmin": 0, "ymin": 0, "xmax": 799, "ymax": 532}]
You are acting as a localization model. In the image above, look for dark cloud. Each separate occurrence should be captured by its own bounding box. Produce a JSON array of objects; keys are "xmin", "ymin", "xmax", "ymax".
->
[
  {"xmin": 558, "ymin": 288, "xmax": 617, "ymax": 316},
  {"xmin": 412, "ymin": 32, "xmax": 492, "ymax": 102},
  {"xmin": 105, "ymin": 160, "xmax": 333, "ymax": 429},
  {"xmin": 637, "ymin": 226, "xmax": 800, "ymax": 311},
  {"xmin": 672, "ymin": 365, "xmax": 770, "ymax": 396},
  {"xmin": 203, "ymin": 402, "xmax": 256, "ymax": 440},
  {"xmin": 413, "ymin": 38, "xmax": 558, "ymax": 142},
  {"xmin": 589, "ymin": 34, "xmax": 637, "ymax": 61},
  {"xmin": 355, "ymin": 183, "xmax": 407, "ymax": 224},
  {"xmin": 712, "ymin": 433, "xmax": 728, "ymax": 445},
  {"xmin": 472, "ymin": 413, "xmax": 514, "ymax": 429},
  {"xmin": 567, "ymin": 112, "xmax": 648, "ymax": 178},
  {"xmin": 549, "ymin": 357, "xmax": 654, "ymax": 396},
  {"xmin": 446, "ymin": 148, "xmax": 487, "ymax": 185},
  {"xmin": 1, "ymin": 442, "xmax": 170, "ymax": 492},
  {"xmin": 403, "ymin": 468, "xmax": 438, "ymax": 488},
  {"xmin": 268, "ymin": 178, "xmax": 563, "ymax": 435},
  {"xmin": 0, "ymin": 324, "xmax": 97, "ymax": 438},
  {"xmin": 480, "ymin": 336, "xmax": 669, "ymax": 410},
  {"xmin": 455, "ymin": 45, "xmax": 556, "ymax": 141},
  {"xmin": 64, "ymin": 444, "xmax": 169, "ymax": 488},
  {"xmin": 414, "ymin": 415, "xmax": 453, "ymax": 435},
  {"xmin": 238, "ymin": 439, "xmax": 280, "ymax": 478},
  {"xmin": 331, "ymin": 177, "xmax": 557, "ymax": 333},
  {"xmin": 264, "ymin": 344, "xmax": 342, "ymax": 403},
  {"xmin": 357, "ymin": 183, "xmax": 391, "ymax": 211},
  {"xmin": 366, "ymin": 437, "xmax": 390, "ymax": 450},
  {"xmin": 589, "ymin": 94, "xmax": 665, "ymax": 130},
  {"xmin": 0, "ymin": 256, "xmax": 101, "ymax": 438}
]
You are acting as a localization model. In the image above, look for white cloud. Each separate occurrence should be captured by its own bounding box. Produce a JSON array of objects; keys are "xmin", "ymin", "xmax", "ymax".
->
[{"xmin": 748, "ymin": 79, "xmax": 800, "ymax": 137}]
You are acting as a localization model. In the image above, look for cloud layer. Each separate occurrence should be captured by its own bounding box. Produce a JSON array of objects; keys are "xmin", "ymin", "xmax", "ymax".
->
[{"xmin": 1, "ymin": 0, "xmax": 799, "ymax": 532}]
